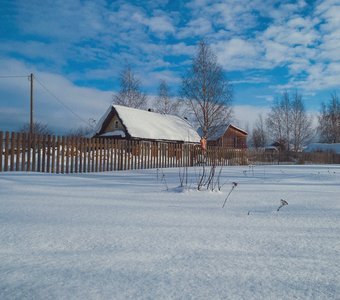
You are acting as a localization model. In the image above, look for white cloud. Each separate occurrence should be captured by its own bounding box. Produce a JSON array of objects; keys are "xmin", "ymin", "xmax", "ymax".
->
[
  {"xmin": 177, "ymin": 17, "xmax": 212, "ymax": 38},
  {"xmin": 255, "ymin": 95, "xmax": 274, "ymax": 102},
  {"xmin": 213, "ymin": 38, "xmax": 263, "ymax": 70},
  {"xmin": 233, "ymin": 105, "xmax": 270, "ymax": 130},
  {"xmin": 132, "ymin": 12, "xmax": 175, "ymax": 36}
]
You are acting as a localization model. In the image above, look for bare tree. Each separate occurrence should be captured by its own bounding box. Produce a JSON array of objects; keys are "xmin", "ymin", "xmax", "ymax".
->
[
  {"xmin": 266, "ymin": 93, "xmax": 290, "ymax": 151},
  {"xmin": 318, "ymin": 92, "xmax": 340, "ymax": 143},
  {"xmin": 154, "ymin": 80, "xmax": 180, "ymax": 115},
  {"xmin": 252, "ymin": 114, "xmax": 267, "ymax": 149},
  {"xmin": 67, "ymin": 126, "xmax": 93, "ymax": 138},
  {"xmin": 113, "ymin": 65, "xmax": 148, "ymax": 109},
  {"xmin": 180, "ymin": 40, "xmax": 233, "ymax": 139},
  {"xmin": 290, "ymin": 91, "xmax": 314, "ymax": 151},
  {"xmin": 20, "ymin": 122, "xmax": 53, "ymax": 135},
  {"xmin": 266, "ymin": 91, "xmax": 313, "ymax": 152}
]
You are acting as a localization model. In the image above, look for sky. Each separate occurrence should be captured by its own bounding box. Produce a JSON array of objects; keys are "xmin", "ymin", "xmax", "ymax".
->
[{"xmin": 0, "ymin": 0, "xmax": 340, "ymax": 134}]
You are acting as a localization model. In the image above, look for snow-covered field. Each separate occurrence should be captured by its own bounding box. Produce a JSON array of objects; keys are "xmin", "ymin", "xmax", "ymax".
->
[{"xmin": 1, "ymin": 165, "xmax": 340, "ymax": 299}]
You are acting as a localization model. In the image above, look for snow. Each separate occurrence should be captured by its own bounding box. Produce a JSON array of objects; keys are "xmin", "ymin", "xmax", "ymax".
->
[
  {"xmin": 304, "ymin": 143, "xmax": 340, "ymax": 154},
  {"xmin": 1, "ymin": 165, "xmax": 340, "ymax": 299},
  {"xmin": 96, "ymin": 105, "xmax": 201, "ymax": 142},
  {"xmin": 100, "ymin": 130, "xmax": 126, "ymax": 137}
]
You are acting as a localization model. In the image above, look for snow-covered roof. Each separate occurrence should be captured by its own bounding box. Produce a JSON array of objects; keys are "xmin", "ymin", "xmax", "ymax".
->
[
  {"xmin": 96, "ymin": 105, "xmax": 201, "ymax": 143},
  {"xmin": 304, "ymin": 143, "xmax": 340, "ymax": 154}
]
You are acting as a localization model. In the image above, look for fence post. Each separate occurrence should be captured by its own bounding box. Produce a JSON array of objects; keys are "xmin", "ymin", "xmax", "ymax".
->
[
  {"xmin": 41, "ymin": 134, "xmax": 46, "ymax": 172},
  {"xmin": 89, "ymin": 139, "xmax": 95, "ymax": 172},
  {"xmin": 36, "ymin": 134, "xmax": 41, "ymax": 172},
  {"xmin": 4, "ymin": 132, "xmax": 9, "ymax": 172},
  {"xmin": 130, "ymin": 140, "xmax": 134, "ymax": 170},
  {"xmin": 104, "ymin": 139, "xmax": 108, "ymax": 171},
  {"xmin": 0, "ymin": 131, "xmax": 3, "ymax": 172},
  {"xmin": 74, "ymin": 137, "xmax": 79, "ymax": 173},
  {"xmin": 87, "ymin": 138, "xmax": 91, "ymax": 173},
  {"xmin": 70, "ymin": 137, "xmax": 74, "ymax": 173},
  {"xmin": 20, "ymin": 133, "xmax": 25, "ymax": 171},
  {"xmin": 10, "ymin": 132, "xmax": 15, "ymax": 171},
  {"xmin": 46, "ymin": 135, "xmax": 51, "ymax": 173},
  {"xmin": 26, "ymin": 133, "xmax": 31, "ymax": 171},
  {"xmin": 120, "ymin": 140, "xmax": 123, "ymax": 170},
  {"xmin": 60, "ymin": 136, "xmax": 65, "ymax": 174},
  {"xmin": 31, "ymin": 134, "xmax": 36, "ymax": 172},
  {"xmin": 79, "ymin": 137, "xmax": 83, "ymax": 173},
  {"xmin": 94, "ymin": 138, "xmax": 98, "ymax": 172},
  {"xmin": 56, "ymin": 136, "xmax": 61, "ymax": 174},
  {"xmin": 65, "ymin": 136, "xmax": 69, "ymax": 173},
  {"xmin": 82, "ymin": 138, "xmax": 86, "ymax": 173},
  {"xmin": 108, "ymin": 139, "xmax": 112, "ymax": 171},
  {"xmin": 15, "ymin": 132, "xmax": 20, "ymax": 171}
]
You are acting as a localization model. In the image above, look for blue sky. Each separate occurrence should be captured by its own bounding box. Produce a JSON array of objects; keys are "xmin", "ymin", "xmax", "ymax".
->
[{"xmin": 1, "ymin": 0, "xmax": 340, "ymax": 133}]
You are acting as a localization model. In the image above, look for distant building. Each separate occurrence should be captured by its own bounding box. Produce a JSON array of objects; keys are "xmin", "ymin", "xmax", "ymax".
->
[
  {"xmin": 94, "ymin": 105, "xmax": 200, "ymax": 143},
  {"xmin": 198, "ymin": 124, "xmax": 248, "ymax": 149}
]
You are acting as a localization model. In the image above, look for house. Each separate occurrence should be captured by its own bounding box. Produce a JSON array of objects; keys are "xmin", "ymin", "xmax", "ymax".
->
[
  {"xmin": 199, "ymin": 124, "xmax": 248, "ymax": 149},
  {"xmin": 94, "ymin": 104, "xmax": 201, "ymax": 143}
]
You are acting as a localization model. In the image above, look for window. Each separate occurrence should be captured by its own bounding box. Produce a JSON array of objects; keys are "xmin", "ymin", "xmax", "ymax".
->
[{"xmin": 115, "ymin": 121, "xmax": 119, "ymax": 129}]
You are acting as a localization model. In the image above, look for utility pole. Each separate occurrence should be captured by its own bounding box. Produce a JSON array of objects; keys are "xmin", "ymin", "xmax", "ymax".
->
[{"xmin": 29, "ymin": 73, "xmax": 33, "ymax": 135}]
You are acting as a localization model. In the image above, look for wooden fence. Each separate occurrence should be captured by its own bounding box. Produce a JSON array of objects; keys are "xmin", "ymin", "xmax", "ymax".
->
[
  {"xmin": 0, "ymin": 131, "xmax": 247, "ymax": 173},
  {"xmin": 247, "ymin": 149, "xmax": 340, "ymax": 165},
  {"xmin": 2, "ymin": 131, "xmax": 339, "ymax": 174}
]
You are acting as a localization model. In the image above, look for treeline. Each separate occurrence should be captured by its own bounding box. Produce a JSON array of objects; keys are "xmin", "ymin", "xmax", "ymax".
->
[{"xmin": 250, "ymin": 91, "xmax": 340, "ymax": 151}]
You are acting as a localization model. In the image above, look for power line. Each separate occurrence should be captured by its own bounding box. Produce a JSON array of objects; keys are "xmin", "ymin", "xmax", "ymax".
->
[
  {"xmin": 34, "ymin": 76, "xmax": 95, "ymax": 129},
  {"xmin": 0, "ymin": 75, "xmax": 29, "ymax": 78}
]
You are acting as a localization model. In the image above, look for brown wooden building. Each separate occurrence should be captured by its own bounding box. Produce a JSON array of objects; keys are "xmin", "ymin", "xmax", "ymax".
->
[{"xmin": 205, "ymin": 124, "xmax": 248, "ymax": 149}]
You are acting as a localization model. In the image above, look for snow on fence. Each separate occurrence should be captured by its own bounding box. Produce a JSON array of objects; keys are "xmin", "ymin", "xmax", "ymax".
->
[{"xmin": 0, "ymin": 131, "xmax": 247, "ymax": 173}]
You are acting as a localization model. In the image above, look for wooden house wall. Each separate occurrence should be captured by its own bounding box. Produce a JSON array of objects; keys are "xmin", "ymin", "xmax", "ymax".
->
[
  {"xmin": 104, "ymin": 115, "xmax": 125, "ymax": 133},
  {"xmin": 208, "ymin": 127, "xmax": 247, "ymax": 149}
]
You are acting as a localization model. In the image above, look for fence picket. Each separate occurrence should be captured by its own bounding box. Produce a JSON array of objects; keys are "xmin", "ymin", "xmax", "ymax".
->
[
  {"xmin": 32, "ymin": 134, "xmax": 36, "ymax": 172},
  {"xmin": 84, "ymin": 139, "xmax": 92, "ymax": 173},
  {"xmin": 51, "ymin": 135, "xmax": 56, "ymax": 173},
  {"xmin": 0, "ymin": 132, "xmax": 3, "ymax": 172},
  {"xmin": 15, "ymin": 132, "xmax": 20, "ymax": 171},
  {"xmin": 26, "ymin": 134, "xmax": 32, "ymax": 171},
  {"xmin": 4, "ymin": 132, "xmax": 9, "ymax": 172},
  {"xmin": 21, "ymin": 133, "xmax": 26, "ymax": 172},
  {"xmin": 36, "ymin": 135, "xmax": 41, "ymax": 172},
  {"xmin": 70, "ymin": 137, "xmax": 74, "ymax": 173},
  {"xmin": 10, "ymin": 132, "xmax": 15, "ymax": 171},
  {"xmin": 90, "ymin": 139, "xmax": 95, "ymax": 172},
  {"xmin": 56, "ymin": 136, "xmax": 61, "ymax": 174},
  {"xmin": 65, "ymin": 137, "xmax": 70, "ymax": 173},
  {"xmin": 61, "ymin": 136, "xmax": 65, "ymax": 174},
  {"xmin": 74, "ymin": 137, "xmax": 79, "ymax": 173}
]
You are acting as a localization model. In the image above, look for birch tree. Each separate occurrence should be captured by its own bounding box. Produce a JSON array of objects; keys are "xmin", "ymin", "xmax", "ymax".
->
[
  {"xmin": 252, "ymin": 114, "xmax": 267, "ymax": 149},
  {"xmin": 180, "ymin": 40, "xmax": 233, "ymax": 139},
  {"xmin": 266, "ymin": 91, "xmax": 313, "ymax": 151},
  {"xmin": 318, "ymin": 92, "xmax": 340, "ymax": 143},
  {"xmin": 266, "ymin": 94, "xmax": 289, "ymax": 151},
  {"xmin": 290, "ymin": 92, "xmax": 314, "ymax": 151},
  {"xmin": 113, "ymin": 65, "xmax": 147, "ymax": 109},
  {"xmin": 155, "ymin": 80, "xmax": 179, "ymax": 115}
]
